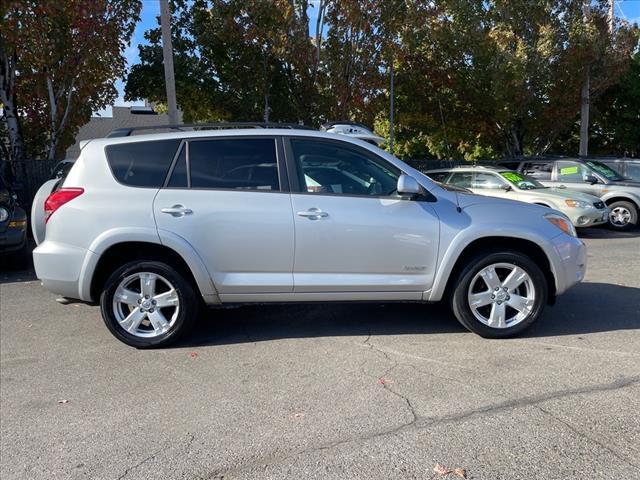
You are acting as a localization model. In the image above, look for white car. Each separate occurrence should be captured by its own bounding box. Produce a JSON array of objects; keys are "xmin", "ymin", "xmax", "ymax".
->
[
  {"xmin": 32, "ymin": 126, "xmax": 586, "ymax": 347},
  {"xmin": 427, "ymin": 166, "xmax": 609, "ymax": 228}
]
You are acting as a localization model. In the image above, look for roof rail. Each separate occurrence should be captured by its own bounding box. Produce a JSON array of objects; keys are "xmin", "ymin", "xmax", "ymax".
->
[{"xmin": 106, "ymin": 122, "xmax": 314, "ymax": 138}]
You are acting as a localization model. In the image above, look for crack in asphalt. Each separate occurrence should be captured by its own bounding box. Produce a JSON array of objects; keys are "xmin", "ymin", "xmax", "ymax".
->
[
  {"xmin": 202, "ymin": 335, "xmax": 640, "ymax": 479},
  {"xmin": 116, "ymin": 432, "xmax": 196, "ymax": 479}
]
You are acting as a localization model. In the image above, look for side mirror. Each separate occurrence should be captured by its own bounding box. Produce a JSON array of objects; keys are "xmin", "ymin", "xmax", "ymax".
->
[
  {"xmin": 397, "ymin": 174, "xmax": 421, "ymax": 198},
  {"xmin": 584, "ymin": 174, "xmax": 598, "ymax": 185},
  {"xmin": 501, "ymin": 184, "xmax": 512, "ymax": 191}
]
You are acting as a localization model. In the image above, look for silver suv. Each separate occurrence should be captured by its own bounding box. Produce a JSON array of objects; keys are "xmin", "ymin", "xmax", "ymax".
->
[{"xmin": 33, "ymin": 127, "xmax": 586, "ymax": 347}]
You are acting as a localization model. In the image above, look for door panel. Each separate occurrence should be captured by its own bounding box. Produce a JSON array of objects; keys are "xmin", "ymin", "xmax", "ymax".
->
[
  {"xmin": 154, "ymin": 137, "xmax": 294, "ymax": 294},
  {"xmin": 291, "ymin": 195, "xmax": 438, "ymax": 292}
]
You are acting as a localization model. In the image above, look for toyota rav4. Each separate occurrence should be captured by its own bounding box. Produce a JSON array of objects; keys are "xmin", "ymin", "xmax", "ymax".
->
[{"xmin": 32, "ymin": 126, "xmax": 586, "ymax": 347}]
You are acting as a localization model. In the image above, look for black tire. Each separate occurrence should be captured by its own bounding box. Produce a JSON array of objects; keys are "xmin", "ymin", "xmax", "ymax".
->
[
  {"xmin": 607, "ymin": 200, "xmax": 638, "ymax": 231},
  {"xmin": 100, "ymin": 260, "xmax": 199, "ymax": 348},
  {"xmin": 451, "ymin": 250, "xmax": 548, "ymax": 338}
]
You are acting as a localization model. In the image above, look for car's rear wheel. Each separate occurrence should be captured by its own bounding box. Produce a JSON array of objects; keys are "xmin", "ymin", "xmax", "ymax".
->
[
  {"xmin": 100, "ymin": 261, "xmax": 198, "ymax": 348},
  {"xmin": 451, "ymin": 251, "xmax": 547, "ymax": 338},
  {"xmin": 607, "ymin": 200, "xmax": 638, "ymax": 231}
]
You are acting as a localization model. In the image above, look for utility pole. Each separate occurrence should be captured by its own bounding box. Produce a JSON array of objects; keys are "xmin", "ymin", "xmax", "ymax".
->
[
  {"xmin": 389, "ymin": 58, "xmax": 394, "ymax": 155},
  {"xmin": 159, "ymin": 0, "xmax": 179, "ymax": 125},
  {"xmin": 578, "ymin": 0, "xmax": 590, "ymax": 157}
]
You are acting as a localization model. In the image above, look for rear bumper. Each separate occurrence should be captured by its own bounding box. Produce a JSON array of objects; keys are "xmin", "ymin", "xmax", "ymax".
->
[
  {"xmin": 33, "ymin": 240, "xmax": 93, "ymax": 300},
  {"xmin": 550, "ymin": 233, "xmax": 587, "ymax": 296}
]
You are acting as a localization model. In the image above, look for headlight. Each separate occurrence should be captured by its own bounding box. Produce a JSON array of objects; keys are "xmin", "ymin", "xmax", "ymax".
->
[
  {"xmin": 545, "ymin": 213, "xmax": 577, "ymax": 237},
  {"xmin": 565, "ymin": 199, "xmax": 592, "ymax": 209},
  {"xmin": 0, "ymin": 207, "xmax": 9, "ymax": 222}
]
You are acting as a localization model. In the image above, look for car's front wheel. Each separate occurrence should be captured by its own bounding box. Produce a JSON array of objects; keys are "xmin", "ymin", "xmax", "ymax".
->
[
  {"xmin": 607, "ymin": 200, "xmax": 638, "ymax": 231},
  {"xmin": 100, "ymin": 261, "xmax": 198, "ymax": 348},
  {"xmin": 451, "ymin": 251, "xmax": 547, "ymax": 338}
]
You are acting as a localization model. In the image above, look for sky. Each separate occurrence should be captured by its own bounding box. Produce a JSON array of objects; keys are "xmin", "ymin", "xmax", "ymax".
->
[{"xmin": 99, "ymin": 0, "xmax": 640, "ymax": 117}]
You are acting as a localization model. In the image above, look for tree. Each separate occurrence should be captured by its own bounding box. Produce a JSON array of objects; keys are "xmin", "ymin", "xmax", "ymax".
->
[
  {"xmin": 570, "ymin": 47, "xmax": 640, "ymax": 157},
  {"xmin": 391, "ymin": 0, "xmax": 637, "ymax": 160},
  {"xmin": 126, "ymin": 0, "xmax": 324, "ymax": 124},
  {"xmin": 1, "ymin": 0, "xmax": 141, "ymax": 163}
]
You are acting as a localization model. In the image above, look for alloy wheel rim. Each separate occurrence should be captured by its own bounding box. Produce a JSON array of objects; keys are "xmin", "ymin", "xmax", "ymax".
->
[
  {"xmin": 609, "ymin": 207, "xmax": 631, "ymax": 227},
  {"xmin": 112, "ymin": 272, "xmax": 180, "ymax": 338},
  {"xmin": 467, "ymin": 262, "xmax": 535, "ymax": 329}
]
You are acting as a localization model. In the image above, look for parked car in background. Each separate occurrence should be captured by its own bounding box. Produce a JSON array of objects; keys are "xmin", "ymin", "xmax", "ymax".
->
[
  {"xmin": 426, "ymin": 166, "xmax": 608, "ymax": 229},
  {"xmin": 500, "ymin": 157, "xmax": 640, "ymax": 230},
  {"xmin": 320, "ymin": 121, "xmax": 386, "ymax": 146},
  {"xmin": 596, "ymin": 158, "xmax": 640, "ymax": 183},
  {"xmin": 0, "ymin": 175, "xmax": 28, "ymax": 268},
  {"xmin": 31, "ymin": 125, "xmax": 586, "ymax": 347}
]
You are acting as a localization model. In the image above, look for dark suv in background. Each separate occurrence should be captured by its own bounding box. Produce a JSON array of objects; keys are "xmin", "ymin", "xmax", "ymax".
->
[
  {"xmin": 0, "ymin": 175, "xmax": 28, "ymax": 268},
  {"xmin": 500, "ymin": 157, "xmax": 640, "ymax": 231}
]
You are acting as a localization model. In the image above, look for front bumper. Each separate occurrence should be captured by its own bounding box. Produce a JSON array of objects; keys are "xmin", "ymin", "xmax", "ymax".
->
[
  {"xmin": 566, "ymin": 207, "xmax": 609, "ymax": 228},
  {"xmin": 0, "ymin": 224, "xmax": 27, "ymax": 255},
  {"xmin": 550, "ymin": 233, "xmax": 587, "ymax": 296}
]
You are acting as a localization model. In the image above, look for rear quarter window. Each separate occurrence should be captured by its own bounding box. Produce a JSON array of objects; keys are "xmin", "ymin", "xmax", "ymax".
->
[{"xmin": 105, "ymin": 139, "xmax": 181, "ymax": 187}]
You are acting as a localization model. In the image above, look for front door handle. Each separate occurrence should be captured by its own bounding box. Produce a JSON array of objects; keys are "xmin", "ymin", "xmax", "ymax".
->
[
  {"xmin": 297, "ymin": 208, "xmax": 328, "ymax": 220},
  {"xmin": 161, "ymin": 204, "xmax": 193, "ymax": 217}
]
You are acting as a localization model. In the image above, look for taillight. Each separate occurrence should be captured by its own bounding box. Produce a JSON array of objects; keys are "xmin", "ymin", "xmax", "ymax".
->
[{"xmin": 44, "ymin": 188, "xmax": 84, "ymax": 223}]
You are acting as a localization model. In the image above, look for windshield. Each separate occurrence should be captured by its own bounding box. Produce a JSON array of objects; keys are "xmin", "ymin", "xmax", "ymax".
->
[
  {"xmin": 585, "ymin": 161, "xmax": 625, "ymax": 181},
  {"xmin": 499, "ymin": 171, "xmax": 545, "ymax": 190}
]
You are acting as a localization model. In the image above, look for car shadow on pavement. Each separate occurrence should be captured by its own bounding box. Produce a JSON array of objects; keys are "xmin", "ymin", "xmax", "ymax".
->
[
  {"xmin": 178, "ymin": 282, "xmax": 640, "ymax": 348},
  {"xmin": 578, "ymin": 227, "xmax": 639, "ymax": 239}
]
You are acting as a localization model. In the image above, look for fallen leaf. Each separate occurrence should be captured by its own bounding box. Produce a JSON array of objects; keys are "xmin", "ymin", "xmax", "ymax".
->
[
  {"xmin": 189, "ymin": 352, "xmax": 198, "ymax": 358},
  {"xmin": 454, "ymin": 467, "xmax": 467, "ymax": 478},
  {"xmin": 57, "ymin": 399, "xmax": 69, "ymax": 404},
  {"xmin": 433, "ymin": 464, "xmax": 451, "ymax": 476}
]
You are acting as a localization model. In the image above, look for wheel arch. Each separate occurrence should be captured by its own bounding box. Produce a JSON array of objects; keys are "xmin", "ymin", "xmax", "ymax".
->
[
  {"xmin": 603, "ymin": 195, "xmax": 639, "ymax": 211},
  {"xmin": 81, "ymin": 233, "xmax": 219, "ymax": 303},
  {"xmin": 433, "ymin": 236, "xmax": 557, "ymax": 305}
]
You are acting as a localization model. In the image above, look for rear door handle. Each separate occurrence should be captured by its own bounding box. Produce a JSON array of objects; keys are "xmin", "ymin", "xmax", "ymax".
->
[
  {"xmin": 161, "ymin": 204, "xmax": 193, "ymax": 217},
  {"xmin": 297, "ymin": 208, "xmax": 328, "ymax": 220}
]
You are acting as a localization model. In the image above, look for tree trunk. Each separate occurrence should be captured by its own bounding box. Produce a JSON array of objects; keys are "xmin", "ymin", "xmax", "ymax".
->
[{"xmin": 0, "ymin": 47, "xmax": 26, "ymax": 183}]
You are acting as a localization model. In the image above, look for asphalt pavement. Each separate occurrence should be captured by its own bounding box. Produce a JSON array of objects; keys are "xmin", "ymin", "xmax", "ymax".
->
[{"xmin": 1, "ymin": 229, "xmax": 639, "ymax": 480}]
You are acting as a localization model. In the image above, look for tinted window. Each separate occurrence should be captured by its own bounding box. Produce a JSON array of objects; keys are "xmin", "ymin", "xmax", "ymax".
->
[
  {"xmin": 427, "ymin": 171, "xmax": 451, "ymax": 183},
  {"xmin": 106, "ymin": 140, "xmax": 181, "ymax": 187},
  {"xmin": 449, "ymin": 172, "xmax": 473, "ymax": 188},
  {"xmin": 499, "ymin": 161, "xmax": 521, "ymax": 170},
  {"xmin": 290, "ymin": 139, "xmax": 399, "ymax": 196},
  {"xmin": 522, "ymin": 162, "xmax": 553, "ymax": 180},
  {"xmin": 625, "ymin": 163, "xmax": 640, "ymax": 182},
  {"xmin": 557, "ymin": 161, "xmax": 590, "ymax": 182},
  {"xmin": 189, "ymin": 138, "xmax": 279, "ymax": 191},
  {"xmin": 166, "ymin": 145, "xmax": 187, "ymax": 188},
  {"xmin": 472, "ymin": 172, "xmax": 506, "ymax": 189}
]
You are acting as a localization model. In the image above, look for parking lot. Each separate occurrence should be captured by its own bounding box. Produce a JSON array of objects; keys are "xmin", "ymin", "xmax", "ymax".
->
[{"xmin": 1, "ymin": 229, "xmax": 639, "ymax": 480}]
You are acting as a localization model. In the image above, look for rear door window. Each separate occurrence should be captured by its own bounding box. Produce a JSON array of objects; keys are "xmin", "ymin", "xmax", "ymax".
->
[
  {"xmin": 188, "ymin": 138, "xmax": 280, "ymax": 191},
  {"xmin": 522, "ymin": 162, "xmax": 553, "ymax": 180},
  {"xmin": 427, "ymin": 171, "xmax": 451, "ymax": 183},
  {"xmin": 448, "ymin": 172, "xmax": 473, "ymax": 189},
  {"xmin": 106, "ymin": 139, "xmax": 181, "ymax": 187}
]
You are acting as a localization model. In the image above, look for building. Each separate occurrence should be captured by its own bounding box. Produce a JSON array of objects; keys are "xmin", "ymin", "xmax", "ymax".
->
[{"xmin": 65, "ymin": 105, "xmax": 182, "ymax": 159}]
